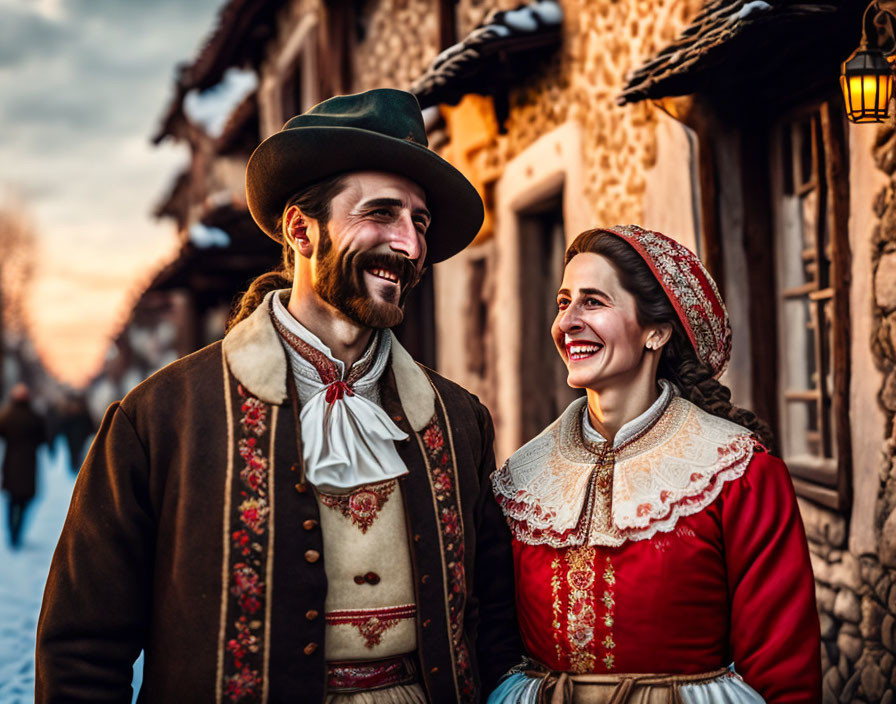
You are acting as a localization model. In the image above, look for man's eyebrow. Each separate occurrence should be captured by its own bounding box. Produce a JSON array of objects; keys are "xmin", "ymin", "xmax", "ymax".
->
[{"xmin": 360, "ymin": 197, "xmax": 431, "ymax": 220}]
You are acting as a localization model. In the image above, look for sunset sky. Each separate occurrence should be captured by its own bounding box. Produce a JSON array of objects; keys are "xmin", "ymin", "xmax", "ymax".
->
[{"xmin": 0, "ymin": 0, "xmax": 222, "ymax": 387}]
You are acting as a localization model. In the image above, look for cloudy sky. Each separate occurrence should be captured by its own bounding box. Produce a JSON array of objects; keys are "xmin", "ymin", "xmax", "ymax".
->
[{"xmin": 0, "ymin": 0, "xmax": 224, "ymax": 386}]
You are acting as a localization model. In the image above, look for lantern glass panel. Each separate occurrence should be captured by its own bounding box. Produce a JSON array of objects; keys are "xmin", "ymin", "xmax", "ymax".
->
[{"xmin": 841, "ymin": 72, "xmax": 893, "ymax": 122}]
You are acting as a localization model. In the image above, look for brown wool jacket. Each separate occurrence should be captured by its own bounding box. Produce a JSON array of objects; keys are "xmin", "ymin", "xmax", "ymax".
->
[{"xmin": 36, "ymin": 295, "xmax": 521, "ymax": 703}]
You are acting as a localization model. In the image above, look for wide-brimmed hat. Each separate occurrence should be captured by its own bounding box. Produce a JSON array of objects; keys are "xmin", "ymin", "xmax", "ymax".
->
[
  {"xmin": 598, "ymin": 225, "xmax": 732, "ymax": 378},
  {"xmin": 246, "ymin": 89, "xmax": 483, "ymax": 263}
]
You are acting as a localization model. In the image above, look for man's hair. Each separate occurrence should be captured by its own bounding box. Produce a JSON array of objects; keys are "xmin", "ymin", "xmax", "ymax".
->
[{"xmin": 226, "ymin": 173, "xmax": 349, "ymax": 332}]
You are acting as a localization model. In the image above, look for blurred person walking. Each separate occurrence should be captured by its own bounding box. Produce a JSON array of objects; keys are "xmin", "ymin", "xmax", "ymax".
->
[{"xmin": 0, "ymin": 382, "xmax": 47, "ymax": 549}]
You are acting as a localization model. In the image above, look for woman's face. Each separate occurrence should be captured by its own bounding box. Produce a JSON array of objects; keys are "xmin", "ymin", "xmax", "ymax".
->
[{"xmin": 552, "ymin": 252, "xmax": 655, "ymax": 391}]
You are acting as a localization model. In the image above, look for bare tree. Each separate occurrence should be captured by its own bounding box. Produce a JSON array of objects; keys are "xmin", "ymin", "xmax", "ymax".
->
[{"xmin": 0, "ymin": 192, "xmax": 38, "ymax": 397}]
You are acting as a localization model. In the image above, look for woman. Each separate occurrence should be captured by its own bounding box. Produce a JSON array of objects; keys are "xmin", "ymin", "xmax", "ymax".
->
[{"xmin": 489, "ymin": 226, "xmax": 821, "ymax": 703}]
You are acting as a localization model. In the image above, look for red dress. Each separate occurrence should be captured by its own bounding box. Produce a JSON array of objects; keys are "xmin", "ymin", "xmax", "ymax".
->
[{"xmin": 492, "ymin": 392, "xmax": 821, "ymax": 704}]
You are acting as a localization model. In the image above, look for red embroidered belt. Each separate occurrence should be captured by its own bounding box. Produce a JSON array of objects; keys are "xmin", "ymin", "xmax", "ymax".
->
[{"xmin": 327, "ymin": 653, "xmax": 418, "ymax": 692}]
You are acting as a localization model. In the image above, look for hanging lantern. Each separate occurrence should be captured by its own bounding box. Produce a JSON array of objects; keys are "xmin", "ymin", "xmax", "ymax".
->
[{"xmin": 841, "ymin": 47, "xmax": 893, "ymax": 123}]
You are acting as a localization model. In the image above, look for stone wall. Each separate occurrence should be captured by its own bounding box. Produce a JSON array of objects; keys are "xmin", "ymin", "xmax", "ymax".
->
[
  {"xmin": 352, "ymin": 0, "xmax": 441, "ymax": 92},
  {"xmin": 444, "ymin": 0, "xmax": 705, "ymax": 230},
  {"xmin": 801, "ymin": 496, "xmax": 896, "ymax": 702}
]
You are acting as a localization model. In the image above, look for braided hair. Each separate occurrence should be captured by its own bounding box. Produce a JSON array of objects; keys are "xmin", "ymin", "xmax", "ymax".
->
[
  {"xmin": 564, "ymin": 229, "xmax": 775, "ymax": 451},
  {"xmin": 227, "ymin": 173, "xmax": 349, "ymax": 332}
]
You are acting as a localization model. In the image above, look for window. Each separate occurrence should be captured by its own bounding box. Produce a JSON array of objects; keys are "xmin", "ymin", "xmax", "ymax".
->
[{"xmin": 772, "ymin": 101, "xmax": 851, "ymax": 510}]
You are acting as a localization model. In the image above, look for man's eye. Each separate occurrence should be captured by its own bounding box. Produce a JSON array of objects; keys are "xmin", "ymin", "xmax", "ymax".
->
[
  {"xmin": 585, "ymin": 297, "xmax": 602, "ymax": 306},
  {"xmin": 557, "ymin": 299, "xmax": 569, "ymax": 310}
]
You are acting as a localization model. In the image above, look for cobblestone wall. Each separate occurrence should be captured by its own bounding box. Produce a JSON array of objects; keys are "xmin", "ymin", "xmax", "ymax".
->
[
  {"xmin": 352, "ymin": 0, "xmax": 441, "ymax": 91},
  {"xmin": 447, "ymin": 0, "xmax": 704, "ymax": 229},
  {"xmin": 801, "ymin": 495, "xmax": 896, "ymax": 702}
]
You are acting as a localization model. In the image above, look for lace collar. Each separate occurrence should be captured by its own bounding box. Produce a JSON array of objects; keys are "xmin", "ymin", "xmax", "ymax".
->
[{"xmin": 491, "ymin": 387, "xmax": 760, "ymax": 547}]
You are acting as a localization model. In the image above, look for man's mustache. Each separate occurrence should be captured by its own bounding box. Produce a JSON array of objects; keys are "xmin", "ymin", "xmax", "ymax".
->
[{"xmin": 351, "ymin": 251, "xmax": 420, "ymax": 291}]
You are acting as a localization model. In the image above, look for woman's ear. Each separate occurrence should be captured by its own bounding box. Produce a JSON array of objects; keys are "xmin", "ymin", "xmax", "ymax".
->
[
  {"xmin": 645, "ymin": 323, "xmax": 674, "ymax": 351},
  {"xmin": 284, "ymin": 205, "xmax": 313, "ymax": 259}
]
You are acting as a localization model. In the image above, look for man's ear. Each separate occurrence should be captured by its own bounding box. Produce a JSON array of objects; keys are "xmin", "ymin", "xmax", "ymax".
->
[{"xmin": 284, "ymin": 205, "xmax": 313, "ymax": 259}]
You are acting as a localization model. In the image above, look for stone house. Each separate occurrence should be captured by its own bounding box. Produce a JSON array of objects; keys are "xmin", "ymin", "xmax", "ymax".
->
[{"xmin": 150, "ymin": 0, "xmax": 893, "ymax": 699}]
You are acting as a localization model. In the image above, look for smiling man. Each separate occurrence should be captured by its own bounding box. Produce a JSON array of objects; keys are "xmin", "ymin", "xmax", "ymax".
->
[{"xmin": 36, "ymin": 89, "xmax": 521, "ymax": 703}]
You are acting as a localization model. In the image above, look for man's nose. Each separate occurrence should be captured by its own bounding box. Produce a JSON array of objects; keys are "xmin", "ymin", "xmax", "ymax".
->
[{"xmin": 388, "ymin": 211, "xmax": 422, "ymax": 261}]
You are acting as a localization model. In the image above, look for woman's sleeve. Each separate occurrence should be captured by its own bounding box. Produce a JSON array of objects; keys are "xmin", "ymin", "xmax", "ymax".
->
[{"xmin": 721, "ymin": 451, "xmax": 822, "ymax": 703}]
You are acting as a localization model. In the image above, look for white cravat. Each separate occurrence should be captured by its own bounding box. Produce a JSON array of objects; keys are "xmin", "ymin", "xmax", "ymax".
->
[{"xmin": 271, "ymin": 293, "xmax": 409, "ymax": 492}]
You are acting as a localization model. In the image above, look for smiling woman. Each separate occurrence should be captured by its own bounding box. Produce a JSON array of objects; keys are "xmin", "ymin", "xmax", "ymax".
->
[{"xmin": 488, "ymin": 225, "xmax": 822, "ymax": 704}]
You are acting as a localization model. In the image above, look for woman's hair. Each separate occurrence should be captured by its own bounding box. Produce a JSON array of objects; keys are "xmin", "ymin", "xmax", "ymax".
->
[
  {"xmin": 226, "ymin": 173, "xmax": 348, "ymax": 332},
  {"xmin": 564, "ymin": 229, "xmax": 775, "ymax": 451}
]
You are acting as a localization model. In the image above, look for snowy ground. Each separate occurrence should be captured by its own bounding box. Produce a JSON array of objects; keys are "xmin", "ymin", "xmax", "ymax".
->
[{"xmin": 0, "ymin": 438, "xmax": 142, "ymax": 702}]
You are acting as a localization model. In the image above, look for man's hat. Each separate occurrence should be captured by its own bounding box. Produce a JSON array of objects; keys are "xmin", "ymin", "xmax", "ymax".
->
[{"xmin": 246, "ymin": 89, "xmax": 484, "ymax": 263}]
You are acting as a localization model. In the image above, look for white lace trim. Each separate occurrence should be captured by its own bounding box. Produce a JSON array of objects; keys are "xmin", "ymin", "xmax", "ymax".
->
[{"xmin": 491, "ymin": 395, "xmax": 760, "ymax": 547}]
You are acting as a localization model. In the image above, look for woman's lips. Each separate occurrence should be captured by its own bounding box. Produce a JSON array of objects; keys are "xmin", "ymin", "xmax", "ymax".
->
[{"xmin": 565, "ymin": 340, "xmax": 603, "ymax": 361}]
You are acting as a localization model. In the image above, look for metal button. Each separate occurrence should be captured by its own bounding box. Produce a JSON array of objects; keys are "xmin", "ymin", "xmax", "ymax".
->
[
  {"xmin": 303, "ymin": 519, "xmax": 318, "ymax": 530},
  {"xmin": 304, "ymin": 642, "xmax": 318, "ymax": 656},
  {"xmin": 421, "ymin": 574, "xmax": 430, "ymax": 584},
  {"xmin": 423, "ymin": 619, "xmax": 431, "ymax": 628},
  {"xmin": 295, "ymin": 483, "xmax": 308, "ymax": 494},
  {"xmin": 365, "ymin": 572, "xmax": 380, "ymax": 585},
  {"xmin": 290, "ymin": 463, "xmax": 301, "ymax": 473},
  {"xmin": 304, "ymin": 550, "xmax": 320, "ymax": 563},
  {"xmin": 413, "ymin": 534, "xmax": 421, "ymax": 543},
  {"xmin": 430, "ymin": 666, "xmax": 439, "ymax": 674},
  {"xmin": 305, "ymin": 609, "xmax": 319, "ymax": 621},
  {"xmin": 353, "ymin": 575, "xmax": 366, "ymax": 585}
]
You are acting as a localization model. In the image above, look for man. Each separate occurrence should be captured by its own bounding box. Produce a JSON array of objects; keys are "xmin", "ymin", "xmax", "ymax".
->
[
  {"xmin": 36, "ymin": 89, "xmax": 520, "ymax": 703},
  {"xmin": 0, "ymin": 382, "xmax": 46, "ymax": 549}
]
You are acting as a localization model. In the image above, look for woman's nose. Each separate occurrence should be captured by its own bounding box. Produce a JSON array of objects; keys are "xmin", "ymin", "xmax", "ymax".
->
[{"xmin": 557, "ymin": 306, "xmax": 583, "ymax": 333}]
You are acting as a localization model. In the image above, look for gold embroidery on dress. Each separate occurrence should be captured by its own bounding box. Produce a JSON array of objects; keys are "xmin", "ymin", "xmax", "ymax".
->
[
  {"xmin": 551, "ymin": 555, "xmax": 563, "ymax": 664},
  {"xmin": 566, "ymin": 546, "xmax": 597, "ymax": 673},
  {"xmin": 602, "ymin": 557, "xmax": 616, "ymax": 670}
]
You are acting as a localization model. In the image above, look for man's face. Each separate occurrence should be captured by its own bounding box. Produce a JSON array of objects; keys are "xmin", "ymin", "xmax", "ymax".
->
[{"xmin": 311, "ymin": 172, "xmax": 429, "ymax": 329}]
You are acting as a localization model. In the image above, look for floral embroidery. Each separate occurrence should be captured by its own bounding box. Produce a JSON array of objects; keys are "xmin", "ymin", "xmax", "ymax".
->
[
  {"xmin": 601, "ymin": 558, "xmax": 616, "ymax": 670},
  {"xmin": 418, "ymin": 409, "xmax": 474, "ymax": 701},
  {"xmin": 318, "ymin": 480, "xmax": 396, "ymax": 533},
  {"xmin": 221, "ymin": 384, "xmax": 272, "ymax": 702},
  {"xmin": 551, "ymin": 555, "xmax": 563, "ymax": 664},
  {"xmin": 238, "ymin": 438, "xmax": 268, "ymax": 492},
  {"xmin": 238, "ymin": 498, "xmax": 269, "ymax": 535},
  {"xmin": 326, "ymin": 604, "xmax": 417, "ymax": 648},
  {"xmin": 566, "ymin": 546, "xmax": 597, "ymax": 673},
  {"xmin": 239, "ymin": 397, "xmax": 268, "ymax": 436},
  {"xmin": 550, "ymin": 550, "xmax": 616, "ymax": 673}
]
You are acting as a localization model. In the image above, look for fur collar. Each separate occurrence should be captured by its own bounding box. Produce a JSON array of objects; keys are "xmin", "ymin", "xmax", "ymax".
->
[{"xmin": 222, "ymin": 290, "xmax": 434, "ymax": 431}]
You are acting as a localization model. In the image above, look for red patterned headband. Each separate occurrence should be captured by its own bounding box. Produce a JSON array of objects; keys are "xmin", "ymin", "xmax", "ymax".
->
[{"xmin": 597, "ymin": 225, "xmax": 731, "ymax": 378}]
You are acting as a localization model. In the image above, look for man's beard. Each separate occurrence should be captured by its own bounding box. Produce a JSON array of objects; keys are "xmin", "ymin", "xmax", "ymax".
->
[{"xmin": 313, "ymin": 225, "xmax": 420, "ymax": 329}]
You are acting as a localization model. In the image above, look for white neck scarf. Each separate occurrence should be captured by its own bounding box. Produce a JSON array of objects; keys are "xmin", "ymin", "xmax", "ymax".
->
[{"xmin": 271, "ymin": 293, "xmax": 409, "ymax": 492}]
